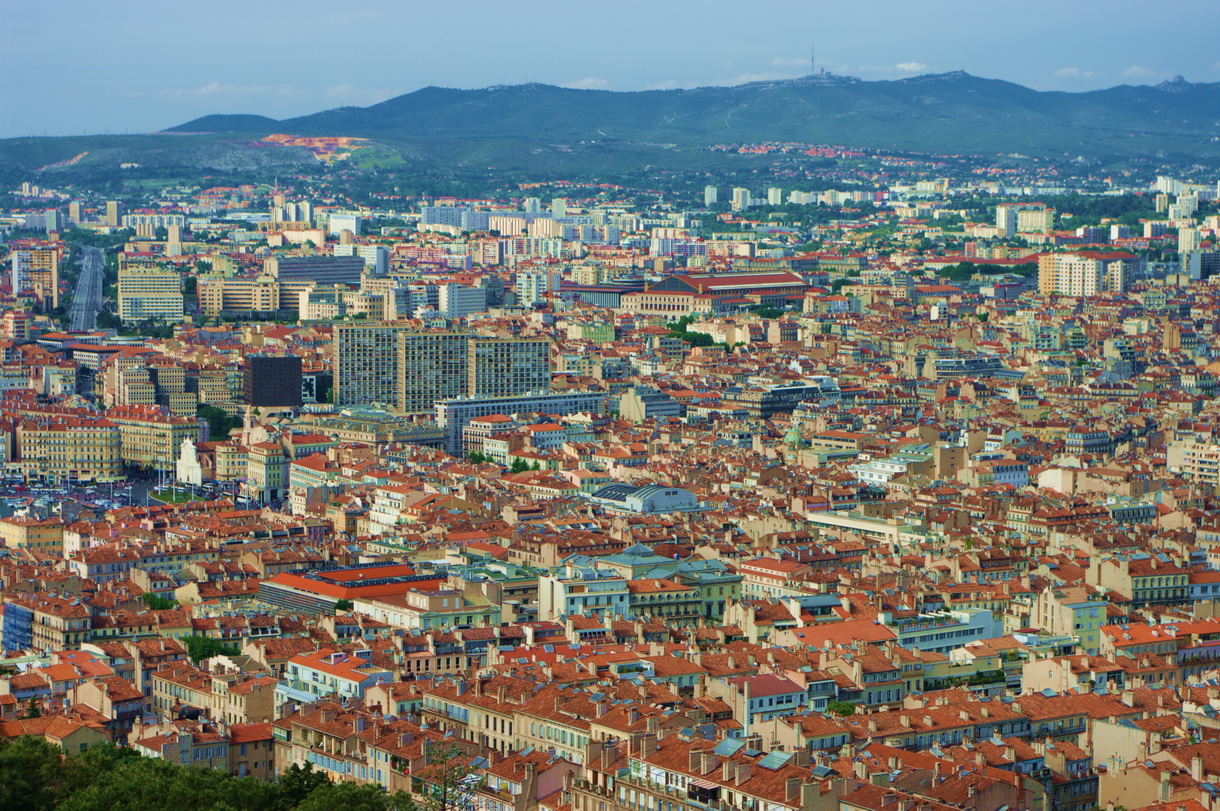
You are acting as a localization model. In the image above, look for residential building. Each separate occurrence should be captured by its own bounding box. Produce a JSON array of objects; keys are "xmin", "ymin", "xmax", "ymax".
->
[{"xmin": 117, "ymin": 267, "xmax": 184, "ymax": 323}]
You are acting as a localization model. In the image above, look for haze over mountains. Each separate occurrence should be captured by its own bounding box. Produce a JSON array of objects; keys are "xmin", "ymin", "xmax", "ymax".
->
[{"xmin": 5, "ymin": 72, "xmax": 1220, "ymax": 181}]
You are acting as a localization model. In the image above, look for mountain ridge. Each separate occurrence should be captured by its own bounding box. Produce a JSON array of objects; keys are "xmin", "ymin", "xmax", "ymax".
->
[
  {"xmin": 164, "ymin": 70, "xmax": 1220, "ymax": 137},
  {"xmin": 5, "ymin": 72, "xmax": 1220, "ymax": 184},
  {"xmin": 155, "ymin": 71, "xmax": 1220, "ymax": 164}
]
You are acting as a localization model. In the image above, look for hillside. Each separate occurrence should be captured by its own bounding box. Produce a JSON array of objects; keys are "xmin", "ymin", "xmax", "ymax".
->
[
  {"xmin": 164, "ymin": 72, "xmax": 1220, "ymax": 160},
  {"xmin": 6, "ymin": 72, "xmax": 1220, "ymax": 185}
]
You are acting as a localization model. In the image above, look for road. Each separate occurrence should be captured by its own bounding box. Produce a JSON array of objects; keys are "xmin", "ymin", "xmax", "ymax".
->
[{"xmin": 68, "ymin": 246, "xmax": 105, "ymax": 332}]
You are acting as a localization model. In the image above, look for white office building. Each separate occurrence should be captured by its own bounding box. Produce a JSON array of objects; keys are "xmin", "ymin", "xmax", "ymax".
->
[{"xmin": 438, "ymin": 283, "xmax": 488, "ymax": 319}]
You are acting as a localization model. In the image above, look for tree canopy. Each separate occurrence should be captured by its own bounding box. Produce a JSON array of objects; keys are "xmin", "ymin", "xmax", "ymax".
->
[
  {"xmin": 0, "ymin": 738, "xmax": 421, "ymax": 811},
  {"xmin": 182, "ymin": 635, "xmax": 240, "ymax": 664}
]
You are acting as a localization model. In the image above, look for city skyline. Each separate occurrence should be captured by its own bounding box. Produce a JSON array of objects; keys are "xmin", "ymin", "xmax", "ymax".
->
[{"xmin": 2, "ymin": 0, "xmax": 1219, "ymax": 138}]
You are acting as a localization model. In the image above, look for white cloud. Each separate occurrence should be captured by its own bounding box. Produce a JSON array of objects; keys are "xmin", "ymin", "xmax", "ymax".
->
[
  {"xmin": 644, "ymin": 80, "xmax": 684, "ymax": 91},
  {"xmin": 1211, "ymin": 61, "xmax": 1220, "ymax": 72},
  {"xmin": 722, "ymin": 72, "xmax": 799, "ymax": 85},
  {"xmin": 849, "ymin": 63, "xmax": 934, "ymax": 78},
  {"xmin": 771, "ymin": 57, "xmax": 811, "ymax": 70},
  {"xmin": 1122, "ymin": 65, "xmax": 1162, "ymax": 79},
  {"xmin": 1054, "ymin": 67, "xmax": 1097, "ymax": 79},
  {"xmin": 560, "ymin": 77, "xmax": 608, "ymax": 90}
]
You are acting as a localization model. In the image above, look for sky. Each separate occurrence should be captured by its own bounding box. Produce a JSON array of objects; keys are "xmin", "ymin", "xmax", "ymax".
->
[{"xmin": 4, "ymin": 0, "xmax": 1219, "ymax": 138}]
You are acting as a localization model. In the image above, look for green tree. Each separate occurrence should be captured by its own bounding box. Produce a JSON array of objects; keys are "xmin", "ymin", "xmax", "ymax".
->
[
  {"xmin": 0, "ymin": 736, "xmax": 61, "ymax": 810},
  {"xmin": 508, "ymin": 458, "xmax": 530, "ymax": 474},
  {"xmin": 827, "ymin": 700, "xmax": 858, "ymax": 717},
  {"xmin": 334, "ymin": 599, "xmax": 354, "ymax": 612},
  {"xmin": 749, "ymin": 305, "xmax": 783, "ymax": 319},
  {"xmin": 467, "ymin": 452, "xmax": 487, "ymax": 465},
  {"xmin": 418, "ymin": 743, "xmax": 481, "ymax": 811},
  {"xmin": 278, "ymin": 762, "xmax": 331, "ymax": 807},
  {"xmin": 198, "ymin": 404, "xmax": 242, "ymax": 441},
  {"xmin": 182, "ymin": 635, "xmax": 239, "ymax": 664},
  {"xmin": 21, "ymin": 697, "xmax": 41, "ymax": 719},
  {"xmin": 141, "ymin": 593, "xmax": 177, "ymax": 611},
  {"xmin": 297, "ymin": 780, "xmax": 419, "ymax": 811}
]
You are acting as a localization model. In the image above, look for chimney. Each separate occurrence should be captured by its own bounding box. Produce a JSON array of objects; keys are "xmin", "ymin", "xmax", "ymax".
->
[
  {"xmin": 639, "ymin": 733, "xmax": 657, "ymax": 757},
  {"xmin": 1192, "ymin": 755, "xmax": 1205, "ymax": 782},
  {"xmin": 722, "ymin": 760, "xmax": 735, "ymax": 782},
  {"xmin": 735, "ymin": 762, "xmax": 752, "ymax": 786},
  {"xmin": 785, "ymin": 777, "xmax": 802, "ymax": 803}
]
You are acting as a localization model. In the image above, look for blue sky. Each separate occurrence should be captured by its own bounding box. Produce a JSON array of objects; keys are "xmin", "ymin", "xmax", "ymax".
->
[{"xmin": 3, "ymin": 0, "xmax": 1219, "ymax": 137}]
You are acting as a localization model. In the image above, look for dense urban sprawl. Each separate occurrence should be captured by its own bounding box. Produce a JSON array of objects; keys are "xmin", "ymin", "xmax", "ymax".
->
[{"xmin": 1, "ymin": 164, "xmax": 1220, "ymax": 811}]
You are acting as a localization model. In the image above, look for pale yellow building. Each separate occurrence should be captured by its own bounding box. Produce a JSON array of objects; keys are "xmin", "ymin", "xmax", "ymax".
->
[
  {"xmin": 16, "ymin": 417, "xmax": 123, "ymax": 483},
  {"xmin": 0, "ymin": 517, "xmax": 64, "ymax": 555},
  {"xmin": 108, "ymin": 405, "xmax": 200, "ymax": 472}
]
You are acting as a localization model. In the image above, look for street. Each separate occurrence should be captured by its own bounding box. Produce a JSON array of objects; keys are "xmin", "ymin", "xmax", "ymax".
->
[{"xmin": 68, "ymin": 246, "xmax": 105, "ymax": 332}]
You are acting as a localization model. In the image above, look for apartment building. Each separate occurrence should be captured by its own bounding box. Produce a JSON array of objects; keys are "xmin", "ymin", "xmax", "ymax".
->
[
  {"xmin": 396, "ymin": 331, "xmax": 469, "ymax": 414},
  {"xmin": 244, "ymin": 441, "xmax": 288, "ymax": 503},
  {"xmin": 274, "ymin": 649, "xmax": 393, "ymax": 705},
  {"xmin": 466, "ymin": 337, "xmax": 551, "ymax": 401},
  {"xmin": 332, "ymin": 322, "xmax": 407, "ymax": 407},
  {"xmin": 0, "ymin": 517, "xmax": 64, "ymax": 555},
  {"xmin": 15, "ymin": 416, "xmax": 123, "ymax": 483},
  {"xmin": 435, "ymin": 390, "xmax": 606, "ymax": 454},
  {"xmin": 353, "ymin": 589, "xmax": 501, "ymax": 632},
  {"xmin": 1037, "ymin": 251, "xmax": 1140, "ymax": 296},
  {"xmin": 0, "ymin": 593, "xmax": 92, "ymax": 652},
  {"xmin": 107, "ymin": 404, "xmax": 200, "ymax": 472},
  {"xmin": 9, "ymin": 244, "xmax": 60, "ymax": 307},
  {"xmin": 151, "ymin": 663, "xmax": 277, "ymax": 726},
  {"xmin": 117, "ymin": 266, "xmax": 184, "ymax": 322},
  {"xmin": 198, "ymin": 274, "xmax": 280, "ymax": 316}
]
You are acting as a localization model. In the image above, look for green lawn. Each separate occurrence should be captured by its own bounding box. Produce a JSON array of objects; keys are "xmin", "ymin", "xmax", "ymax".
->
[{"xmin": 149, "ymin": 488, "xmax": 200, "ymax": 504}]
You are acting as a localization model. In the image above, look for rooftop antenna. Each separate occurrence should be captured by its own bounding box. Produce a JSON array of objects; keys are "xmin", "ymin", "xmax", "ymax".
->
[{"xmin": 811, "ymin": 43, "xmax": 816, "ymax": 77}]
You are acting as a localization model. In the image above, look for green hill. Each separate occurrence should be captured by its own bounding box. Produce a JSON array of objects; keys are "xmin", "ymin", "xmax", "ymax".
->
[
  {"xmin": 171, "ymin": 72, "xmax": 1220, "ymax": 160},
  {"xmin": 6, "ymin": 72, "xmax": 1220, "ymax": 186}
]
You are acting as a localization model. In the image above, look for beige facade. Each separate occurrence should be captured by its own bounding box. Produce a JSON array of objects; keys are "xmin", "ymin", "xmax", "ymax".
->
[
  {"xmin": 117, "ymin": 266, "xmax": 184, "ymax": 322},
  {"xmin": 108, "ymin": 406, "xmax": 200, "ymax": 472},
  {"xmin": 1037, "ymin": 252, "xmax": 1138, "ymax": 296},
  {"xmin": 151, "ymin": 663, "xmax": 277, "ymax": 726},
  {"xmin": 199, "ymin": 274, "xmax": 269, "ymax": 316},
  {"xmin": 0, "ymin": 517, "xmax": 64, "ymax": 555},
  {"xmin": 16, "ymin": 418, "xmax": 123, "ymax": 483}
]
